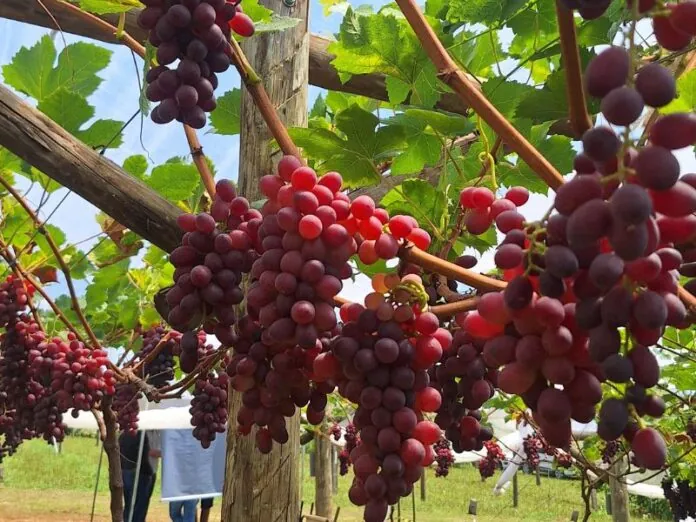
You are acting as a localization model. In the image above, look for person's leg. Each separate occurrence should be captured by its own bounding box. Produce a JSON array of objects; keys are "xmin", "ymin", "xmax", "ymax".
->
[
  {"xmin": 200, "ymin": 498, "xmax": 213, "ymax": 522},
  {"xmin": 141, "ymin": 472, "xmax": 156, "ymax": 519},
  {"xmin": 122, "ymin": 470, "xmax": 136, "ymax": 522},
  {"xmin": 132, "ymin": 473, "xmax": 153, "ymax": 522},
  {"xmin": 182, "ymin": 499, "xmax": 198, "ymax": 522},
  {"xmin": 169, "ymin": 501, "xmax": 184, "ymax": 522}
]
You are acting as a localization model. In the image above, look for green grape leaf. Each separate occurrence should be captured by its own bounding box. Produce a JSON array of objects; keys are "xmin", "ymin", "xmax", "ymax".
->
[
  {"xmin": 2, "ymin": 35, "xmax": 57, "ymax": 101},
  {"xmin": 451, "ymin": 30, "xmax": 505, "ymax": 78},
  {"xmin": 242, "ymin": 0, "xmax": 273, "ymax": 23},
  {"xmin": 123, "ymin": 155, "xmax": 148, "ymax": 179},
  {"xmin": 290, "ymin": 104, "xmax": 405, "ymax": 188},
  {"xmin": 310, "ymin": 94, "xmax": 327, "ymax": 119},
  {"xmin": 661, "ymin": 69, "xmax": 696, "ymax": 114},
  {"xmin": 78, "ymin": 0, "xmax": 143, "ymax": 14},
  {"xmin": 145, "ymin": 162, "xmax": 200, "ymax": 202},
  {"xmin": 482, "ymin": 79, "xmax": 536, "ymax": 120},
  {"xmin": 45, "ymin": 42, "xmax": 112, "ymax": 98},
  {"xmin": 386, "ymin": 113, "xmax": 441, "ymax": 175},
  {"xmin": 37, "ymin": 88, "xmax": 93, "ymax": 134},
  {"xmin": 209, "ymin": 89, "xmax": 241, "ymax": 136},
  {"xmin": 446, "ymin": 0, "xmax": 524, "ymax": 24},
  {"xmin": 76, "ymin": 119, "xmax": 125, "ymax": 150}
]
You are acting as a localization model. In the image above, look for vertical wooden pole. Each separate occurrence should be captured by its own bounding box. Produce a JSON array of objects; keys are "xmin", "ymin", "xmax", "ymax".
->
[
  {"xmin": 315, "ymin": 432, "xmax": 334, "ymax": 518},
  {"xmin": 420, "ymin": 472, "xmax": 426, "ymax": 501},
  {"xmin": 609, "ymin": 458, "xmax": 630, "ymax": 522},
  {"xmin": 513, "ymin": 473, "xmax": 519, "ymax": 508},
  {"xmin": 220, "ymin": 0, "xmax": 309, "ymax": 520}
]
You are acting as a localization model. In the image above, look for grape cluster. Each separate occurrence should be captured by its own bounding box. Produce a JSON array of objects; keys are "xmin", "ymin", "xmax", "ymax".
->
[
  {"xmin": 431, "ymin": 327, "xmax": 496, "ymax": 453},
  {"xmin": 139, "ymin": 326, "xmax": 183, "ymax": 387},
  {"xmin": 433, "ymin": 438, "xmax": 455, "ymax": 477},
  {"xmin": 113, "ymin": 383, "xmax": 141, "ymax": 434},
  {"xmin": 460, "ymin": 185, "xmax": 529, "ymax": 236},
  {"xmin": 601, "ymin": 440, "xmax": 619, "ymax": 465},
  {"xmin": 522, "ymin": 435, "xmax": 541, "ymax": 470},
  {"xmin": 478, "ymin": 439, "xmax": 504, "ymax": 479},
  {"xmin": 140, "ymin": 0, "xmax": 255, "ymax": 127},
  {"xmin": 227, "ymin": 315, "xmax": 337, "ymax": 452},
  {"xmin": 190, "ymin": 368, "xmax": 228, "ymax": 448},
  {"xmin": 338, "ymin": 423, "xmax": 359, "ymax": 476},
  {"xmin": 663, "ymin": 479, "xmax": 696, "ymax": 521},
  {"xmin": 28, "ymin": 333, "xmax": 115, "ymax": 412},
  {"xmin": 329, "ymin": 422, "xmax": 341, "ymax": 441},
  {"xmin": 167, "ymin": 179, "xmax": 257, "ymax": 342},
  {"xmin": 328, "ymin": 274, "xmax": 450, "ymax": 522},
  {"xmin": 0, "ymin": 276, "xmax": 31, "ymax": 329},
  {"xmin": 179, "ymin": 329, "xmax": 210, "ymax": 374}
]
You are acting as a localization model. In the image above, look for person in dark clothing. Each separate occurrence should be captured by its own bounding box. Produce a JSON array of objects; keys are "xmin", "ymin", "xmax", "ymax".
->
[
  {"xmin": 120, "ymin": 431, "xmax": 157, "ymax": 522},
  {"xmin": 200, "ymin": 497, "xmax": 214, "ymax": 522}
]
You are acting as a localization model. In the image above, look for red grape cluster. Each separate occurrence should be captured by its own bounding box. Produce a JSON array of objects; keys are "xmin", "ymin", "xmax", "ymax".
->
[
  {"xmin": 179, "ymin": 329, "xmax": 210, "ymax": 373},
  {"xmin": 663, "ymin": 479, "xmax": 696, "ymax": 521},
  {"xmin": 190, "ymin": 368, "xmax": 228, "ymax": 448},
  {"xmin": 328, "ymin": 275, "xmax": 449, "ymax": 522},
  {"xmin": 139, "ymin": 325, "xmax": 183, "ymax": 387},
  {"xmin": 0, "ymin": 276, "xmax": 31, "ymax": 329},
  {"xmin": 431, "ymin": 327, "xmax": 496, "ymax": 453},
  {"xmin": 113, "ymin": 383, "xmax": 141, "ymax": 434},
  {"xmin": 355, "ymin": 210, "xmax": 431, "ymax": 266},
  {"xmin": 167, "ymin": 179, "xmax": 257, "ymax": 342},
  {"xmin": 227, "ymin": 315, "xmax": 336, "ymax": 452},
  {"xmin": 459, "ymin": 185, "xmax": 529, "ymax": 236},
  {"xmin": 433, "ymin": 437, "xmax": 455, "ymax": 477},
  {"xmin": 601, "ymin": 440, "xmax": 620, "ymax": 464},
  {"xmin": 478, "ymin": 439, "xmax": 504, "ymax": 479},
  {"xmin": 338, "ymin": 423, "xmax": 359, "ymax": 476},
  {"xmin": 139, "ymin": 0, "xmax": 255, "ymax": 127},
  {"xmin": 522, "ymin": 435, "xmax": 541, "ymax": 470},
  {"xmin": 329, "ymin": 422, "xmax": 341, "ymax": 441},
  {"xmin": 28, "ymin": 333, "xmax": 115, "ymax": 412}
]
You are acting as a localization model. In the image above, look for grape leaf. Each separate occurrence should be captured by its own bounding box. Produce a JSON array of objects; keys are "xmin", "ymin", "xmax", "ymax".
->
[
  {"xmin": 451, "ymin": 30, "xmax": 505, "ymax": 78},
  {"xmin": 446, "ymin": 0, "xmax": 524, "ymax": 24},
  {"xmin": 38, "ymin": 88, "xmax": 94, "ymax": 134},
  {"xmin": 76, "ymin": 119, "xmax": 125, "ymax": 150},
  {"xmin": 123, "ymin": 155, "xmax": 148, "ymax": 179},
  {"xmin": 482, "ymin": 79, "xmax": 536, "ymax": 120},
  {"xmin": 209, "ymin": 89, "xmax": 241, "ymax": 136},
  {"xmin": 45, "ymin": 42, "xmax": 112, "ymax": 98},
  {"xmin": 386, "ymin": 113, "xmax": 442, "ymax": 175},
  {"xmin": 290, "ymin": 104, "xmax": 405, "ymax": 188},
  {"xmin": 2, "ymin": 35, "xmax": 56, "ymax": 101},
  {"xmin": 145, "ymin": 162, "xmax": 200, "ymax": 202},
  {"xmin": 78, "ymin": 0, "xmax": 143, "ymax": 14},
  {"xmin": 661, "ymin": 69, "xmax": 696, "ymax": 115}
]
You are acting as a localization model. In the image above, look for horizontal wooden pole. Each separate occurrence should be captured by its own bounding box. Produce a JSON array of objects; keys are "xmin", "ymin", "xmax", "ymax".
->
[{"xmin": 0, "ymin": 83, "xmax": 183, "ymax": 253}]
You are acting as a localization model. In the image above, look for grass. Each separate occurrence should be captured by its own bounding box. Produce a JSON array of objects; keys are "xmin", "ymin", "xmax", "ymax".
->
[{"xmin": 0, "ymin": 435, "xmax": 662, "ymax": 522}]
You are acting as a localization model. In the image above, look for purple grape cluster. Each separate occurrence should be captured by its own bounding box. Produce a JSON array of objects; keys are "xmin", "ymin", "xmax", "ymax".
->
[
  {"xmin": 139, "ymin": 0, "xmax": 254, "ymax": 128},
  {"xmin": 190, "ymin": 369, "xmax": 228, "ymax": 448},
  {"xmin": 113, "ymin": 383, "xmax": 141, "ymax": 434},
  {"xmin": 140, "ymin": 326, "xmax": 183, "ymax": 387}
]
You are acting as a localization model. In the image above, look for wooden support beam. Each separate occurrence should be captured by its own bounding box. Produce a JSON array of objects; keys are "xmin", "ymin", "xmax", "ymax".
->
[
  {"xmin": 220, "ymin": 0, "xmax": 308, "ymax": 519},
  {"xmin": 0, "ymin": 83, "xmax": 182, "ymax": 253}
]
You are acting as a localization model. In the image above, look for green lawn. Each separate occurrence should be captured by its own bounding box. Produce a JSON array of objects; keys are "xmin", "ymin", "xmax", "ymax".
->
[{"xmin": 0, "ymin": 435, "xmax": 663, "ymax": 521}]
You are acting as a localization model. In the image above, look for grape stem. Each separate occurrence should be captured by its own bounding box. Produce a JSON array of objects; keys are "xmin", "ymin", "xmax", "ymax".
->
[
  {"xmin": 393, "ymin": 0, "xmax": 565, "ymax": 191},
  {"xmin": 401, "ymin": 244, "xmax": 506, "ymax": 292},
  {"xmin": 554, "ymin": 0, "xmax": 592, "ymax": 138},
  {"xmin": 157, "ymin": 349, "xmax": 227, "ymax": 396},
  {"xmin": 0, "ymin": 175, "xmax": 103, "ymax": 350},
  {"xmin": 91, "ymin": 407, "xmax": 107, "ymax": 441},
  {"xmin": 42, "ymin": 0, "xmax": 218, "ymax": 200}
]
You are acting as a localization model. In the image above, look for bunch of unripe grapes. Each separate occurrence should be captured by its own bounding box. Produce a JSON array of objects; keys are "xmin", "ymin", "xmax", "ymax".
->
[
  {"xmin": 28, "ymin": 333, "xmax": 115, "ymax": 412},
  {"xmin": 114, "ymin": 383, "xmax": 141, "ymax": 434},
  {"xmin": 190, "ymin": 368, "xmax": 228, "ymax": 448},
  {"xmin": 433, "ymin": 438, "xmax": 455, "ymax": 477},
  {"xmin": 139, "ymin": 0, "xmax": 255, "ymax": 127},
  {"xmin": 139, "ymin": 326, "xmax": 183, "ymax": 387},
  {"xmin": 328, "ymin": 273, "xmax": 452, "ymax": 522},
  {"xmin": 167, "ymin": 179, "xmax": 256, "ymax": 343},
  {"xmin": 478, "ymin": 440, "xmax": 504, "ymax": 479}
]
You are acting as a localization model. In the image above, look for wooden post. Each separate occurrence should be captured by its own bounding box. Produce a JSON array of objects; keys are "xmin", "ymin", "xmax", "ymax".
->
[
  {"xmin": 513, "ymin": 472, "xmax": 519, "ymax": 508},
  {"xmin": 590, "ymin": 489, "xmax": 598, "ymax": 511},
  {"xmin": 331, "ymin": 445, "xmax": 338, "ymax": 495},
  {"xmin": 314, "ymin": 433, "xmax": 334, "ymax": 518},
  {"xmin": 608, "ymin": 457, "xmax": 630, "ymax": 522},
  {"xmin": 220, "ymin": 0, "xmax": 309, "ymax": 520},
  {"xmin": 420, "ymin": 471, "xmax": 426, "ymax": 501},
  {"xmin": 535, "ymin": 466, "xmax": 541, "ymax": 486}
]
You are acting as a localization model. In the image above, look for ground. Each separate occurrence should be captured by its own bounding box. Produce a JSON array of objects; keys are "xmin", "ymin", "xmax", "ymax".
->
[{"xmin": 0, "ymin": 435, "xmax": 664, "ymax": 521}]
